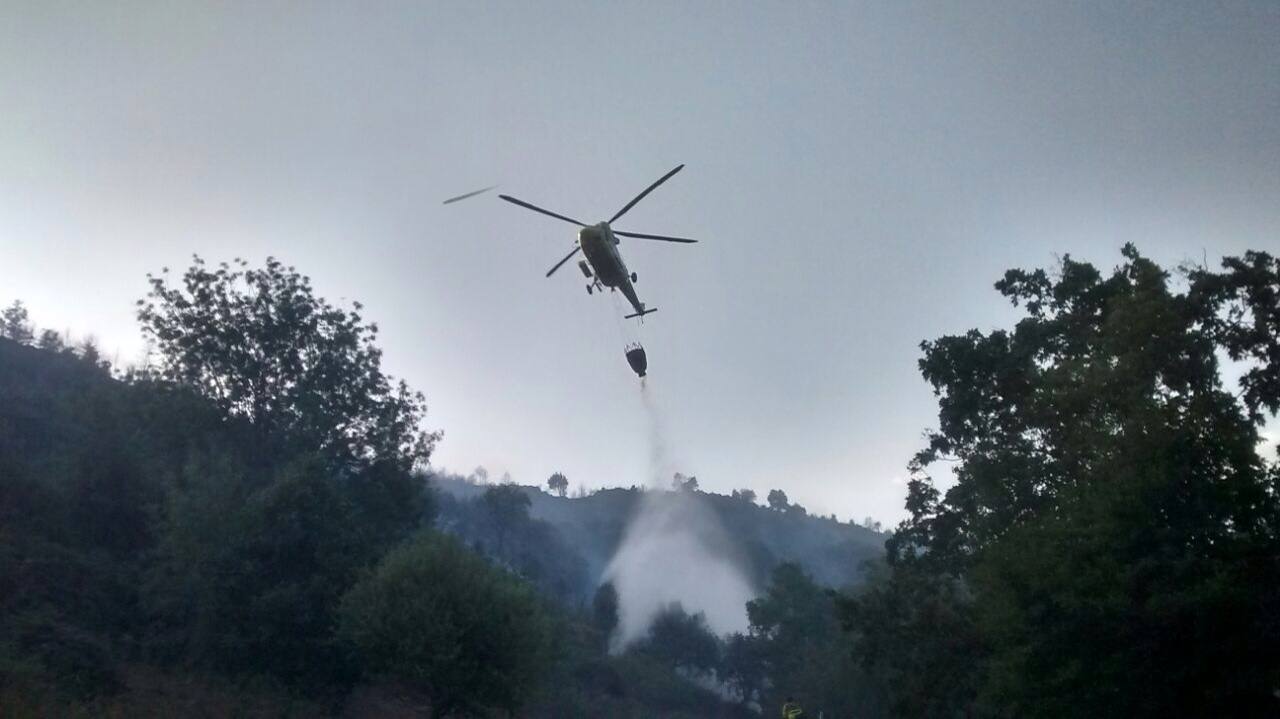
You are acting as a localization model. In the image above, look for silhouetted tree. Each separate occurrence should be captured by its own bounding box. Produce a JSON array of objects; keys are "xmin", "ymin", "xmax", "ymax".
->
[
  {"xmin": 844, "ymin": 246, "xmax": 1280, "ymax": 717},
  {"xmin": 1, "ymin": 300, "xmax": 33, "ymax": 344},
  {"xmin": 767, "ymin": 489, "xmax": 789, "ymax": 511},
  {"xmin": 137, "ymin": 256, "xmax": 438, "ymax": 473},
  {"xmin": 547, "ymin": 472, "xmax": 569, "ymax": 497},
  {"xmin": 77, "ymin": 336, "xmax": 108, "ymax": 372},
  {"xmin": 36, "ymin": 329, "xmax": 64, "ymax": 352},
  {"xmin": 732, "ymin": 488, "xmax": 757, "ymax": 504},
  {"xmin": 1188, "ymin": 249, "xmax": 1280, "ymax": 420},
  {"xmin": 672, "ymin": 472, "xmax": 699, "ymax": 492}
]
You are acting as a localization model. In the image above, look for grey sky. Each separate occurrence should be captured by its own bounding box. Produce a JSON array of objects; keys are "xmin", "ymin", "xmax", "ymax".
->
[{"xmin": 3, "ymin": 2, "xmax": 1277, "ymax": 523}]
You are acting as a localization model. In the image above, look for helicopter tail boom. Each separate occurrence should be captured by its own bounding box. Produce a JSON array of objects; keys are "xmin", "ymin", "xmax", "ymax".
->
[{"xmin": 624, "ymin": 307, "xmax": 658, "ymax": 319}]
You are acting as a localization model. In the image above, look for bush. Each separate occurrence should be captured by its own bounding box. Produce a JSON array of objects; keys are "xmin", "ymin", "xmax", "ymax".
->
[{"xmin": 339, "ymin": 533, "xmax": 553, "ymax": 718}]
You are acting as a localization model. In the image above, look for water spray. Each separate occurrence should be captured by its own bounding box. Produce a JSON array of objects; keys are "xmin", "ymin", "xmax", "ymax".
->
[{"xmin": 600, "ymin": 371, "xmax": 755, "ymax": 651}]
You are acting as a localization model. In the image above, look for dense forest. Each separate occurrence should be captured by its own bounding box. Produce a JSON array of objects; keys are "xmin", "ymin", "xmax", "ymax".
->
[{"xmin": 2, "ymin": 246, "xmax": 1278, "ymax": 717}]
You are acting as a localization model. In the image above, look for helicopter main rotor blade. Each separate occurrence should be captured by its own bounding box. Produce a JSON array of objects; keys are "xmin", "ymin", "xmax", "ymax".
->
[
  {"xmin": 609, "ymin": 164, "xmax": 684, "ymax": 224},
  {"xmin": 546, "ymin": 246, "xmax": 582, "ymax": 277},
  {"xmin": 498, "ymin": 194, "xmax": 586, "ymax": 227},
  {"xmin": 442, "ymin": 185, "xmax": 498, "ymax": 205},
  {"xmin": 614, "ymin": 230, "xmax": 698, "ymax": 244}
]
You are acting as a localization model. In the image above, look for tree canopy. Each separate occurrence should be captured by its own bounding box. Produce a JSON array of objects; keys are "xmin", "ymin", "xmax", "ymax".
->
[
  {"xmin": 339, "ymin": 533, "xmax": 553, "ymax": 718},
  {"xmin": 547, "ymin": 472, "xmax": 569, "ymax": 497},
  {"xmin": 137, "ymin": 256, "xmax": 438, "ymax": 473},
  {"xmin": 844, "ymin": 246, "xmax": 1280, "ymax": 717},
  {"xmin": 1, "ymin": 300, "xmax": 32, "ymax": 344},
  {"xmin": 767, "ymin": 489, "xmax": 789, "ymax": 511}
]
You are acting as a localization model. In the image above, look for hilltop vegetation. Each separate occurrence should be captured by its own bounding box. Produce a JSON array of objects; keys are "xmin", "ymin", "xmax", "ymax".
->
[
  {"xmin": 2, "ymin": 245, "xmax": 1278, "ymax": 717},
  {"xmin": 430, "ymin": 471, "xmax": 886, "ymax": 603}
]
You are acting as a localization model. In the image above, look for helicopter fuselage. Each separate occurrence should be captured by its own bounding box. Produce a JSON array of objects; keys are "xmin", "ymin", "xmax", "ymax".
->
[
  {"xmin": 497, "ymin": 164, "xmax": 691, "ymax": 320},
  {"xmin": 579, "ymin": 223, "xmax": 646, "ymax": 315}
]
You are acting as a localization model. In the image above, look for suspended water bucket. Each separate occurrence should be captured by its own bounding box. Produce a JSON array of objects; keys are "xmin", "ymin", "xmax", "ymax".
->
[{"xmin": 624, "ymin": 343, "xmax": 647, "ymax": 378}]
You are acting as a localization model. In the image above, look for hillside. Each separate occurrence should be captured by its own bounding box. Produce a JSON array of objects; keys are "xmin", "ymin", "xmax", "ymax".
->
[
  {"xmin": 0, "ymin": 332, "xmax": 760, "ymax": 717},
  {"xmin": 432, "ymin": 473, "xmax": 886, "ymax": 595},
  {"xmin": 4, "ymin": 326, "xmax": 871, "ymax": 717}
]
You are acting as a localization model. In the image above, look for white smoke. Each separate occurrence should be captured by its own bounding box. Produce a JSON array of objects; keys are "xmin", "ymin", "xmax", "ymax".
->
[{"xmin": 601, "ymin": 378, "xmax": 756, "ymax": 649}]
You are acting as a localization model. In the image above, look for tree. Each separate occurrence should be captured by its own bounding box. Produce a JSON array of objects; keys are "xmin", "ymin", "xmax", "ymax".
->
[
  {"xmin": 339, "ymin": 533, "xmax": 553, "ymax": 718},
  {"xmin": 36, "ymin": 329, "xmax": 64, "ymax": 352},
  {"xmin": 720, "ymin": 633, "xmax": 767, "ymax": 707},
  {"xmin": 732, "ymin": 488, "xmax": 757, "ymax": 504},
  {"xmin": 839, "ymin": 564, "xmax": 980, "ymax": 716},
  {"xmin": 747, "ymin": 563, "xmax": 882, "ymax": 718},
  {"xmin": 482, "ymin": 484, "xmax": 532, "ymax": 556},
  {"xmin": 636, "ymin": 603, "xmax": 720, "ymax": 676},
  {"xmin": 766, "ymin": 489, "xmax": 788, "ymax": 511},
  {"xmin": 671, "ymin": 472, "xmax": 698, "ymax": 492},
  {"xmin": 845, "ymin": 246, "xmax": 1280, "ymax": 717},
  {"xmin": 146, "ymin": 449, "xmax": 427, "ymax": 687},
  {"xmin": 435, "ymin": 482, "xmax": 588, "ymax": 604},
  {"xmin": 547, "ymin": 471, "xmax": 569, "ymax": 497},
  {"xmin": 592, "ymin": 581, "xmax": 620, "ymax": 647},
  {"xmin": 77, "ymin": 336, "xmax": 108, "ymax": 372},
  {"xmin": 1, "ymin": 300, "xmax": 33, "ymax": 344},
  {"xmin": 137, "ymin": 256, "xmax": 438, "ymax": 473},
  {"xmin": 132, "ymin": 259, "xmax": 436, "ymax": 687},
  {"xmin": 1188, "ymin": 250, "xmax": 1280, "ymax": 421}
]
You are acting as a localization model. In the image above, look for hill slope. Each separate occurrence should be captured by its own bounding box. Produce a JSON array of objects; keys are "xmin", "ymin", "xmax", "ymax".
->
[{"xmin": 432, "ymin": 473, "xmax": 887, "ymax": 596}]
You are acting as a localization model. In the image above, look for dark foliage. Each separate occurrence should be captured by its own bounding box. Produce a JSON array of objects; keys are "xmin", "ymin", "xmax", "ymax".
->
[
  {"xmin": 1, "ymin": 300, "xmax": 33, "ymax": 344},
  {"xmin": 842, "ymin": 247, "xmax": 1280, "ymax": 717},
  {"xmin": 432, "ymin": 474, "xmax": 886, "ymax": 595},
  {"xmin": 635, "ymin": 603, "xmax": 721, "ymax": 675},
  {"xmin": 547, "ymin": 471, "xmax": 569, "ymax": 497},
  {"xmin": 592, "ymin": 581, "xmax": 620, "ymax": 646},
  {"xmin": 339, "ymin": 533, "xmax": 554, "ymax": 718},
  {"xmin": 740, "ymin": 563, "xmax": 886, "ymax": 717},
  {"xmin": 434, "ymin": 485, "xmax": 591, "ymax": 605},
  {"xmin": 0, "ymin": 262, "xmax": 773, "ymax": 717},
  {"xmin": 137, "ymin": 256, "xmax": 438, "ymax": 474},
  {"xmin": 2, "ymin": 258, "xmax": 440, "ymax": 704}
]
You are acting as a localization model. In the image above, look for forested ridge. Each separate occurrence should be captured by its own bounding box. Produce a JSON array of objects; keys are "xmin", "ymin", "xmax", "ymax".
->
[
  {"xmin": 2, "ymin": 246, "xmax": 1278, "ymax": 717},
  {"xmin": 430, "ymin": 472, "xmax": 887, "ymax": 603}
]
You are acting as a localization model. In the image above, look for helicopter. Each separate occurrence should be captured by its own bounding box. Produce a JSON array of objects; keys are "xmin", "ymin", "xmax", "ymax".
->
[{"xmin": 498, "ymin": 164, "xmax": 696, "ymax": 319}]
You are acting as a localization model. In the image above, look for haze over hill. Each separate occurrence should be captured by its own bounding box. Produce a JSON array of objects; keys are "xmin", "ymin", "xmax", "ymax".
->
[
  {"xmin": 435, "ymin": 474, "xmax": 883, "ymax": 590},
  {"xmin": 432, "ymin": 472, "xmax": 886, "ymax": 642}
]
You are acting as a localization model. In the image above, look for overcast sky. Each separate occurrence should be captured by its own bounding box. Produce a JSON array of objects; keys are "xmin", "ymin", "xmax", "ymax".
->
[{"xmin": 3, "ymin": 2, "xmax": 1277, "ymax": 523}]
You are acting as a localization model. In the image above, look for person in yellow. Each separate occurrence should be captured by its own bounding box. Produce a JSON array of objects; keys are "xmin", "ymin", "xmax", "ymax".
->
[{"xmin": 781, "ymin": 696, "xmax": 804, "ymax": 719}]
